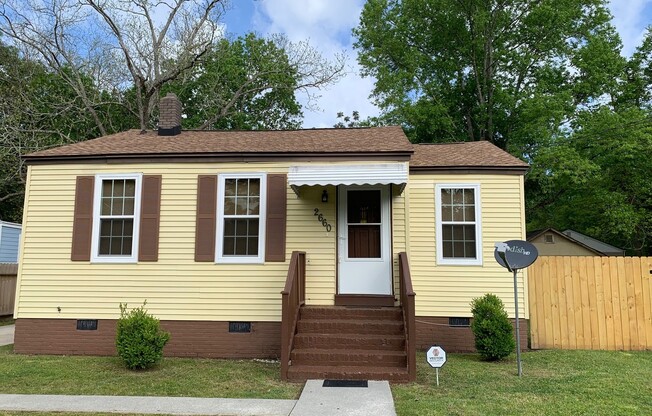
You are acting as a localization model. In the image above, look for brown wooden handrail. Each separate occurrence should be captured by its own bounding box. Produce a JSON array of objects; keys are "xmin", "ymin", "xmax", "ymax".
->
[
  {"xmin": 280, "ymin": 251, "xmax": 306, "ymax": 381},
  {"xmin": 399, "ymin": 252, "xmax": 416, "ymax": 382}
]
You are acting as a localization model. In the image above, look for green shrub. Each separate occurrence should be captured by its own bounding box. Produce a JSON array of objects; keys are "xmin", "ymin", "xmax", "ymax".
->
[
  {"xmin": 116, "ymin": 302, "xmax": 170, "ymax": 370},
  {"xmin": 470, "ymin": 293, "xmax": 515, "ymax": 361}
]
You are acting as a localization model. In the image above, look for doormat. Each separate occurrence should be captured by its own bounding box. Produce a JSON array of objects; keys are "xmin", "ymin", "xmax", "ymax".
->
[{"xmin": 322, "ymin": 379, "xmax": 368, "ymax": 388}]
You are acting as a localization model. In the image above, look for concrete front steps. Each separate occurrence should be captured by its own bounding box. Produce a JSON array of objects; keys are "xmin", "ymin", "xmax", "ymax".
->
[{"xmin": 287, "ymin": 306, "xmax": 409, "ymax": 382}]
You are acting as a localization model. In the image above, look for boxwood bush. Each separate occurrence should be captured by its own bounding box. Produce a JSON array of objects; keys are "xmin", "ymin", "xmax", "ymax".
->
[
  {"xmin": 116, "ymin": 302, "xmax": 170, "ymax": 370},
  {"xmin": 470, "ymin": 293, "xmax": 515, "ymax": 361}
]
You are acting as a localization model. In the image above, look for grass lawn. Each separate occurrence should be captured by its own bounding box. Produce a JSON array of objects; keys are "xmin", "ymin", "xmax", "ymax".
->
[
  {"xmin": 0, "ymin": 316, "xmax": 15, "ymax": 326},
  {"xmin": 3, "ymin": 345, "xmax": 652, "ymax": 416},
  {"xmin": 393, "ymin": 350, "xmax": 652, "ymax": 416},
  {"xmin": 0, "ymin": 345, "xmax": 301, "ymax": 400}
]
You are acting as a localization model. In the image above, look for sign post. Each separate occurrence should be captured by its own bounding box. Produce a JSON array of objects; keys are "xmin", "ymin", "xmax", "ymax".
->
[
  {"xmin": 494, "ymin": 240, "xmax": 538, "ymax": 377},
  {"xmin": 426, "ymin": 345, "xmax": 447, "ymax": 386}
]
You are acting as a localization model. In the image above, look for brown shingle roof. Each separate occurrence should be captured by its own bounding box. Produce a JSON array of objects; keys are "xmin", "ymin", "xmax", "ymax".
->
[
  {"xmin": 25, "ymin": 126, "xmax": 413, "ymax": 160},
  {"xmin": 25, "ymin": 126, "xmax": 528, "ymax": 171},
  {"xmin": 410, "ymin": 141, "xmax": 528, "ymax": 170}
]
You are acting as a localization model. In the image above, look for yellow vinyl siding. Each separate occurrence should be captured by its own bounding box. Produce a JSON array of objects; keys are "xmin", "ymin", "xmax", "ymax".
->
[
  {"xmin": 406, "ymin": 173, "xmax": 527, "ymax": 318},
  {"xmin": 17, "ymin": 162, "xmax": 352, "ymax": 321},
  {"xmin": 18, "ymin": 161, "xmax": 525, "ymax": 322},
  {"xmin": 391, "ymin": 185, "xmax": 408, "ymax": 298}
]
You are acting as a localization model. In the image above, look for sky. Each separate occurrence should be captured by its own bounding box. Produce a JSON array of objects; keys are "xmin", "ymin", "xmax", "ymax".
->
[{"xmin": 222, "ymin": 0, "xmax": 652, "ymax": 128}]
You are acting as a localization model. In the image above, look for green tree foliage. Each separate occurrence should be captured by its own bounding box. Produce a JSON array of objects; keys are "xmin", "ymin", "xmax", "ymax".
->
[
  {"xmin": 0, "ymin": 42, "xmax": 130, "ymax": 221},
  {"xmin": 116, "ymin": 302, "xmax": 170, "ymax": 370},
  {"xmin": 354, "ymin": 0, "xmax": 624, "ymax": 150},
  {"xmin": 0, "ymin": 1, "xmax": 335, "ymax": 222},
  {"xmin": 618, "ymin": 28, "xmax": 652, "ymax": 109},
  {"xmin": 527, "ymin": 29, "xmax": 652, "ymax": 255},
  {"xmin": 527, "ymin": 107, "xmax": 652, "ymax": 254},
  {"xmin": 333, "ymin": 111, "xmax": 379, "ymax": 128},
  {"xmin": 470, "ymin": 294, "xmax": 515, "ymax": 361},
  {"xmin": 0, "ymin": 2, "xmax": 342, "ymax": 132},
  {"xmin": 355, "ymin": 0, "xmax": 652, "ymax": 254},
  {"xmin": 165, "ymin": 34, "xmax": 304, "ymax": 130}
]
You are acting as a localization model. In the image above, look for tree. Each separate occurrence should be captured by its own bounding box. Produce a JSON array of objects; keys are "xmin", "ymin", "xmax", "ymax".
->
[
  {"xmin": 0, "ymin": 2, "xmax": 346, "ymax": 219},
  {"xmin": 0, "ymin": 41, "xmax": 122, "ymax": 221},
  {"xmin": 0, "ymin": 1, "xmax": 346, "ymax": 132},
  {"xmin": 354, "ymin": 0, "xmax": 625, "ymax": 151},
  {"xmin": 527, "ymin": 106, "xmax": 652, "ymax": 255},
  {"xmin": 618, "ymin": 28, "xmax": 652, "ymax": 109},
  {"xmin": 334, "ymin": 111, "xmax": 362, "ymax": 128},
  {"xmin": 525, "ymin": 27, "xmax": 652, "ymax": 255},
  {"xmin": 0, "ymin": 0, "xmax": 228, "ymax": 132},
  {"xmin": 333, "ymin": 111, "xmax": 379, "ymax": 128},
  {"xmin": 166, "ymin": 33, "xmax": 344, "ymax": 130}
]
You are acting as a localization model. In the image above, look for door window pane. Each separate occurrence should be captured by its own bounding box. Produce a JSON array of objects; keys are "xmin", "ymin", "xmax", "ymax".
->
[
  {"xmin": 346, "ymin": 190, "xmax": 382, "ymax": 258},
  {"xmin": 348, "ymin": 224, "xmax": 381, "ymax": 258},
  {"xmin": 347, "ymin": 190, "xmax": 381, "ymax": 224}
]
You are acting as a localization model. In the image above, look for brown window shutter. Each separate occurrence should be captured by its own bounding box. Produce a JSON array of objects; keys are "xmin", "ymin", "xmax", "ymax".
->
[
  {"xmin": 195, "ymin": 175, "xmax": 217, "ymax": 262},
  {"xmin": 138, "ymin": 175, "xmax": 162, "ymax": 262},
  {"xmin": 265, "ymin": 174, "xmax": 287, "ymax": 262},
  {"xmin": 71, "ymin": 176, "xmax": 95, "ymax": 261}
]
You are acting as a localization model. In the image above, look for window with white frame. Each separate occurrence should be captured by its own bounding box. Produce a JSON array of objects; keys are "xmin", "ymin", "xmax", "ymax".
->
[
  {"xmin": 216, "ymin": 173, "xmax": 266, "ymax": 263},
  {"xmin": 435, "ymin": 184, "xmax": 482, "ymax": 265},
  {"xmin": 91, "ymin": 174, "xmax": 142, "ymax": 263}
]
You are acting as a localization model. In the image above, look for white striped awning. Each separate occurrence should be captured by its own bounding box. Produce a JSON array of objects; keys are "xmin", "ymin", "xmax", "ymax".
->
[{"xmin": 288, "ymin": 163, "xmax": 408, "ymax": 194}]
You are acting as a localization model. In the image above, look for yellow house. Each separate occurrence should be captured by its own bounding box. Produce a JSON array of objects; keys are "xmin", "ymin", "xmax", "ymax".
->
[{"xmin": 14, "ymin": 94, "xmax": 528, "ymax": 381}]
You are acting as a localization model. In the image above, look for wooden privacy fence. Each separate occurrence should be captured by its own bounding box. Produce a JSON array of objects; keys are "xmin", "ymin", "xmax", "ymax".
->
[
  {"xmin": 529, "ymin": 256, "xmax": 652, "ymax": 351},
  {"xmin": 0, "ymin": 263, "xmax": 18, "ymax": 316}
]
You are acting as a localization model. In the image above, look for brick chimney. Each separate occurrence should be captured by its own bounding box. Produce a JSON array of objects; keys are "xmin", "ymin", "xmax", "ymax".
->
[{"xmin": 158, "ymin": 93, "xmax": 182, "ymax": 136}]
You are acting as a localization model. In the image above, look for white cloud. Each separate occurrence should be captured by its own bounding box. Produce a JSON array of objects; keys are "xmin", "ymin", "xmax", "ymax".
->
[
  {"xmin": 301, "ymin": 68, "xmax": 379, "ymax": 128},
  {"xmin": 608, "ymin": 0, "xmax": 652, "ymax": 56},
  {"xmin": 251, "ymin": 0, "xmax": 379, "ymax": 128},
  {"xmin": 255, "ymin": 0, "xmax": 362, "ymax": 46}
]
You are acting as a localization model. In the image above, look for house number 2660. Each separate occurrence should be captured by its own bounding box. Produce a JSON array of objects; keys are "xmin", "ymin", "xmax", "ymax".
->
[{"xmin": 313, "ymin": 208, "xmax": 332, "ymax": 232}]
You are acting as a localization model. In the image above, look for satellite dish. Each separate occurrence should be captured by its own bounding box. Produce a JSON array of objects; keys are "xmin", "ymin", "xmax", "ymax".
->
[
  {"xmin": 494, "ymin": 240, "xmax": 539, "ymax": 271},
  {"xmin": 494, "ymin": 239, "xmax": 539, "ymax": 377}
]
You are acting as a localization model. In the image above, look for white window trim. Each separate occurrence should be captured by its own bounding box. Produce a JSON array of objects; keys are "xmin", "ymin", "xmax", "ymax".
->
[
  {"xmin": 435, "ymin": 183, "xmax": 483, "ymax": 266},
  {"xmin": 91, "ymin": 173, "xmax": 142, "ymax": 263},
  {"xmin": 215, "ymin": 173, "xmax": 267, "ymax": 264}
]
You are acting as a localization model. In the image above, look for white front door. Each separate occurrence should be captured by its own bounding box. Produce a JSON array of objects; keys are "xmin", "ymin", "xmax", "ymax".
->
[{"xmin": 337, "ymin": 186, "xmax": 392, "ymax": 295}]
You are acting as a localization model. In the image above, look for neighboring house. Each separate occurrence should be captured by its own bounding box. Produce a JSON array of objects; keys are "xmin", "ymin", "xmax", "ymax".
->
[
  {"xmin": 0, "ymin": 220, "xmax": 22, "ymax": 263},
  {"xmin": 528, "ymin": 228, "xmax": 624, "ymax": 256},
  {"xmin": 562, "ymin": 229, "xmax": 625, "ymax": 256},
  {"xmin": 0, "ymin": 220, "xmax": 20, "ymax": 316},
  {"xmin": 14, "ymin": 93, "xmax": 529, "ymax": 381}
]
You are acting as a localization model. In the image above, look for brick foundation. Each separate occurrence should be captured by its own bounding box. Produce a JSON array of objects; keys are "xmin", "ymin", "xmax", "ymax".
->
[
  {"xmin": 415, "ymin": 317, "xmax": 529, "ymax": 353},
  {"xmin": 14, "ymin": 316, "xmax": 528, "ymax": 357},
  {"xmin": 14, "ymin": 319, "xmax": 281, "ymax": 358}
]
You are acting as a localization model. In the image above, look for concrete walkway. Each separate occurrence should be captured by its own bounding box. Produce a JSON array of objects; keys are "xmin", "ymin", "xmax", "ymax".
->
[
  {"xmin": 291, "ymin": 380, "xmax": 396, "ymax": 416},
  {"xmin": 0, "ymin": 394, "xmax": 296, "ymax": 416},
  {"xmin": 0, "ymin": 380, "xmax": 397, "ymax": 416},
  {"xmin": 0, "ymin": 324, "xmax": 14, "ymax": 346}
]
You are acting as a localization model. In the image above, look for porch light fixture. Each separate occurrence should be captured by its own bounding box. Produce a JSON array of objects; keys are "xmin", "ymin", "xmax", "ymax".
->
[{"xmin": 321, "ymin": 189, "xmax": 329, "ymax": 203}]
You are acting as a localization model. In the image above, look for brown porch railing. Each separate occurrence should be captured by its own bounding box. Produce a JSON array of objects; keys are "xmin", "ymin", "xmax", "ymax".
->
[
  {"xmin": 399, "ymin": 252, "xmax": 416, "ymax": 382},
  {"xmin": 280, "ymin": 251, "xmax": 306, "ymax": 381}
]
